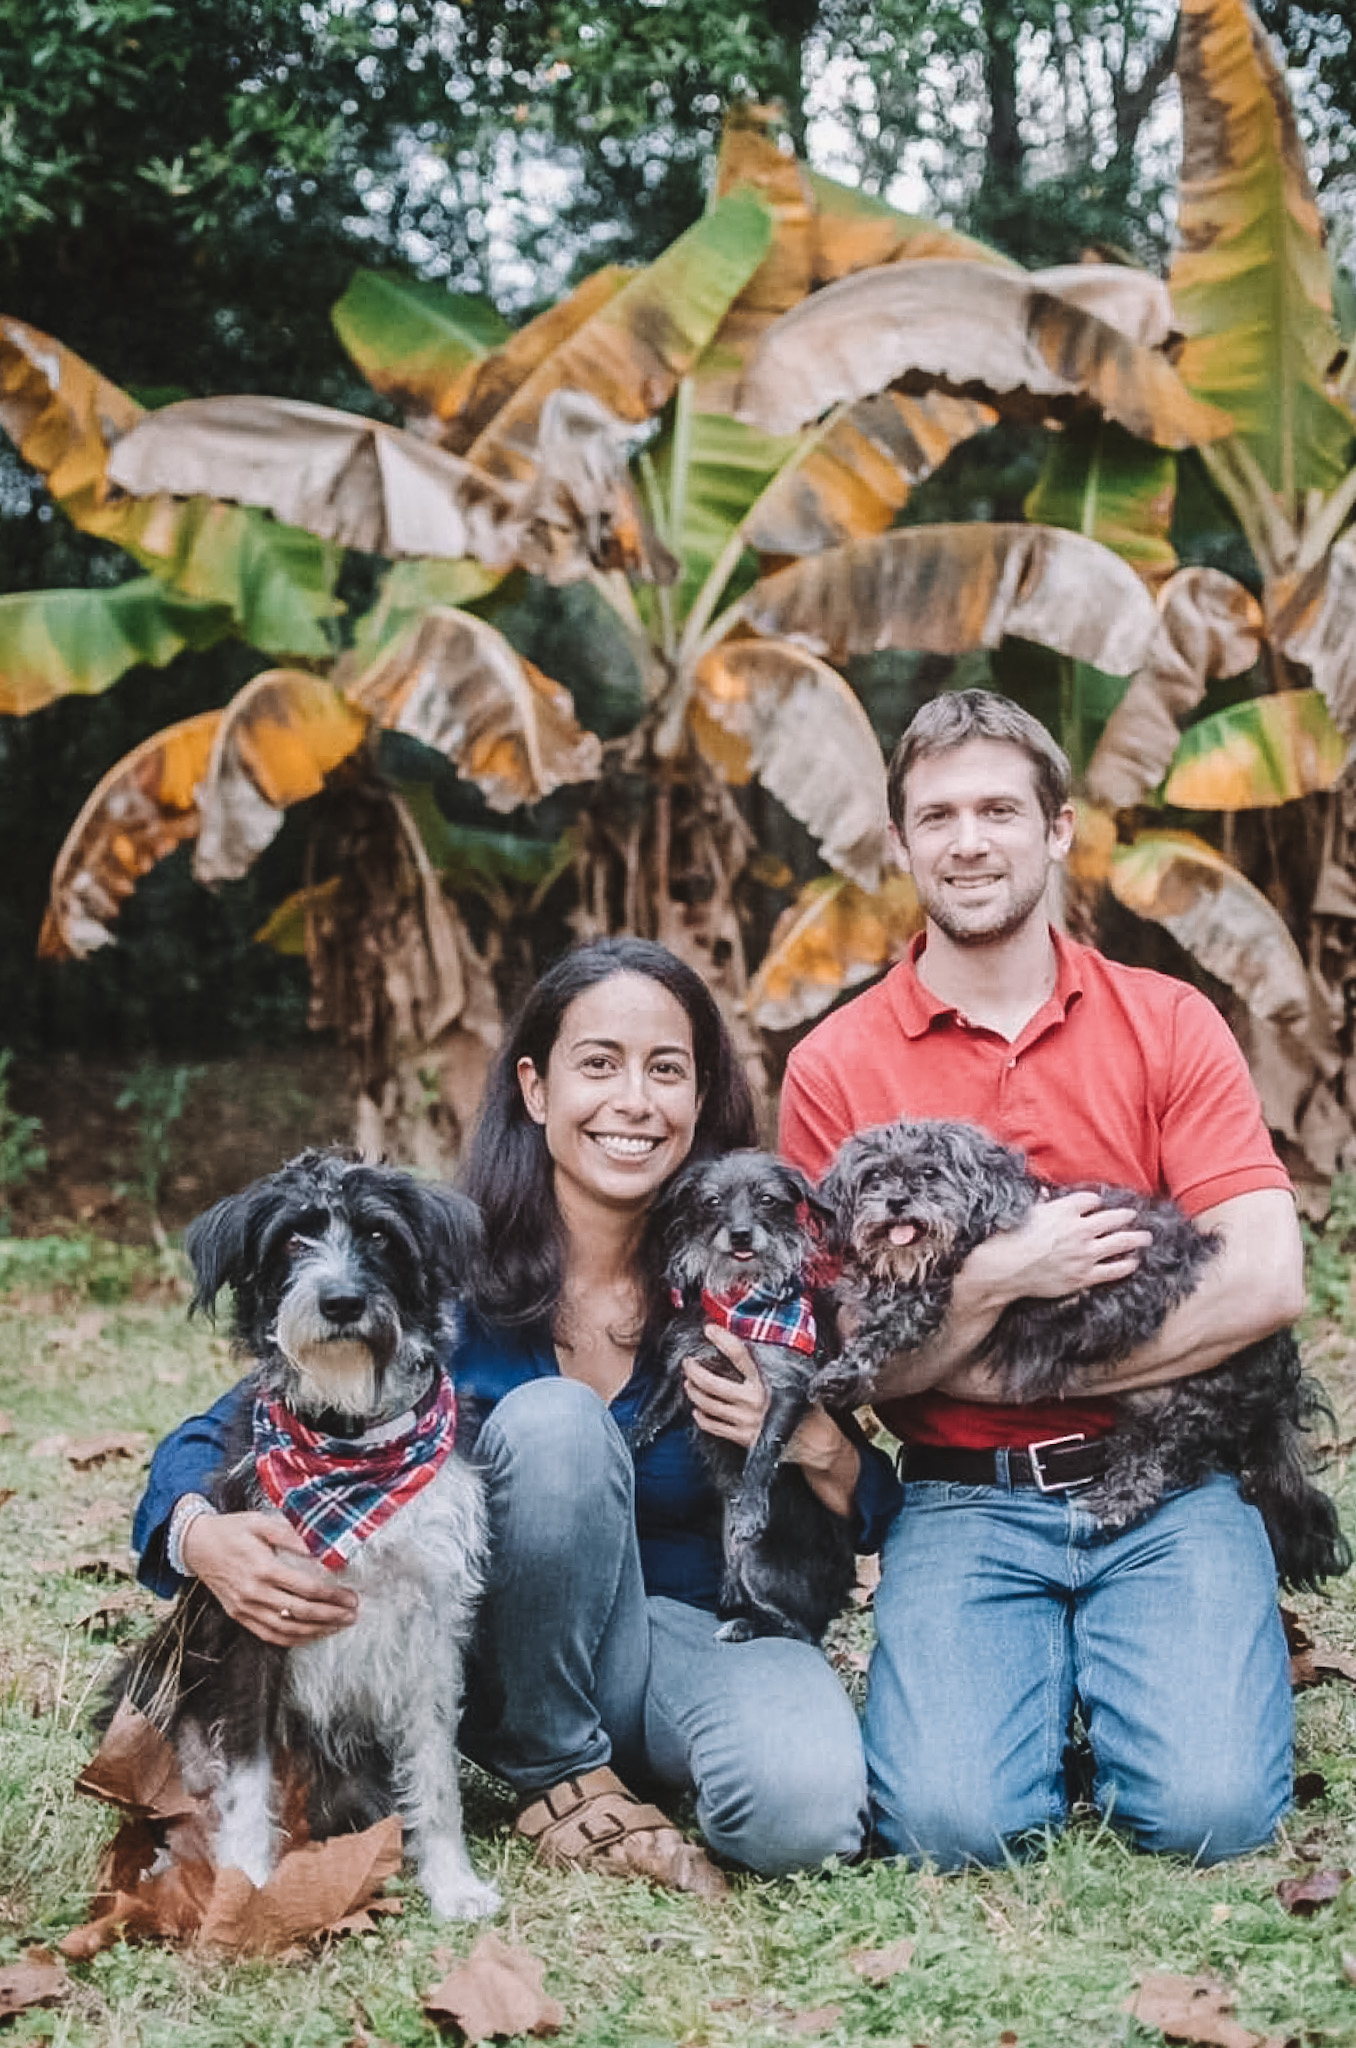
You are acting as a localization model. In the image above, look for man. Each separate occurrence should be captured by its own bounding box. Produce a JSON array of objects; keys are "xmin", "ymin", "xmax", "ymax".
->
[{"xmin": 779, "ymin": 689, "xmax": 1305, "ymax": 1868}]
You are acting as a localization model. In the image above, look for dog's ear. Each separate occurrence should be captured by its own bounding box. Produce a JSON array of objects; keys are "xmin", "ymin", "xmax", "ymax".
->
[
  {"xmin": 407, "ymin": 1183, "xmax": 485, "ymax": 1290},
  {"xmin": 183, "ymin": 1188, "xmax": 264, "ymax": 1318},
  {"xmin": 777, "ymin": 1161, "xmax": 837, "ymax": 1239}
]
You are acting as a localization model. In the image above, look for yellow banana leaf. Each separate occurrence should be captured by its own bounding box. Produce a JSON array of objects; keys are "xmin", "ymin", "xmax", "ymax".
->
[
  {"xmin": 0, "ymin": 580, "xmax": 231, "ymax": 714},
  {"xmin": 736, "ymin": 523, "xmax": 1160, "ymax": 678},
  {"xmin": 194, "ymin": 672, "xmax": 370, "ymax": 884},
  {"xmin": 1163, "ymin": 689, "xmax": 1346, "ymax": 808},
  {"xmin": 431, "ymin": 268, "xmax": 633, "ymax": 455},
  {"xmin": 692, "ymin": 638, "xmax": 890, "ymax": 890},
  {"xmin": 254, "ymin": 877, "xmax": 344, "ymax": 956},
  {"xmin": 805, "ymin": 169, "xmax": 1017, "ymax": 282},
  {"xmin": 466, "ymin": 191, "xmax": 775, "ymax": 486},
  {"xmin": 744, "ymin": 873, "xmax": 922, "ymax": 1032},
  {"xmin": 1109, "ymin": 829, "xmax": 1310, "ymax": 1026},
  {"xmin": 0, "ymin": 319, "xmax": 340, "ymax": 655},
  {"xmin": 1085, "ymin": 567, "xmax": 1265, "ymax": 808},
  {"xmin": 38, "ymin": 712, "xmax": 222, "ymax": 959},
  {"xmin": 329, "ymin": 270, "xmax": 511, "ymax": 426},
  {"xmin": 344, "ymin": 607, "xmax": 602, "ymax": 812},
  {"xmin": 735, "ymin": 261, "xmax": 1234, "ymax": 447},
  {"xmin": 1169, "ymin": 0, "xmax": 1352, "ymax": 503},
  {"xmin": 1270, "ymin": 531, "xmax": 1356, "ymax": 736}
]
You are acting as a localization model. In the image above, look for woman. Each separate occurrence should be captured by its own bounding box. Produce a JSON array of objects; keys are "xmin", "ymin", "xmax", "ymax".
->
[{"xmin": 133, "ymin": 938, "xmax": 902, "ymax": 1891}]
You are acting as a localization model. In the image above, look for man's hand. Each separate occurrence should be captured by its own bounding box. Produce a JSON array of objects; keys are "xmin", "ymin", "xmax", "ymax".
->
[
  {"xmin": 181, "ymin": 1509, "xmax": 359, "ymax": 1646},
  {"xmin": 961, "ymin": 1190, "xmax": 1153, "ymax": 1310}
]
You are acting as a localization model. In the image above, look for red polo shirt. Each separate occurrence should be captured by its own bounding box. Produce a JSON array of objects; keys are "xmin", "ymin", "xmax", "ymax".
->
[{"xmin": 778, "ymin": 929, "xmax": 1292, "ymax": 1450}]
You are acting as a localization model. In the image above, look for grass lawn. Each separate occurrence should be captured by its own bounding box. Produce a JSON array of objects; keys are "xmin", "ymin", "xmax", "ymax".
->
[{"xmin": 3, "ymin": 1232, "xmax": 1356, "ymax": 2047}]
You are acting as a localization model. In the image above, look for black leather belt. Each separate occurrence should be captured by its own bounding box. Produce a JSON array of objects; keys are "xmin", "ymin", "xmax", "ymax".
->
[{"xmin": 902, "ymin": 1433, "xmax": 1110, "ymax": 1493}]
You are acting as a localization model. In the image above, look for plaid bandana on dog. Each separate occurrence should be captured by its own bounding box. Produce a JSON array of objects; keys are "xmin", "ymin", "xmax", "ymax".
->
[
  {"xmin": 253, "ymin": 1369, "xmax": 457, "ymax": 1572},
  {"xmin": 694, "ymin": 1282, "xmax": 817, "ymax": 1356}
]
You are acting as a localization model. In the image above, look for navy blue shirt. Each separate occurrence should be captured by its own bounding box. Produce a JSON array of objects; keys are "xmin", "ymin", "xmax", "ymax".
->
[{"xmin": 133, "ymin": 1308, "xmax": 902, "ymax": 1609}]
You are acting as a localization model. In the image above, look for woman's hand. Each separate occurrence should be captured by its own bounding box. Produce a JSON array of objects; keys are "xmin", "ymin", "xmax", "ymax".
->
[
  {"xmin": 180, "ymin": 1509, "xmax": 360, "ymax": 1647},
  {"xmin": 685, "ymin": 1325, "xmax": 861, "ymax": 1514}
]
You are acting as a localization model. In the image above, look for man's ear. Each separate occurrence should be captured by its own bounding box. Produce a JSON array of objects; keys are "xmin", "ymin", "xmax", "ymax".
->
[
  {"xmin": 517, "ymin": 1057, "xmax": 547, "ymax": 1126},
  {"xmin": 888, "ymin": 821, "xmax": 911, "ymax": 874},
  {"xmin": 1048, "ymin": 803, "xmax": 1076, "ymax": 864}
]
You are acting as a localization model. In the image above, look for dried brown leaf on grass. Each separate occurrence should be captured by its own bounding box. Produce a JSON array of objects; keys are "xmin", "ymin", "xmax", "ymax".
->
[
  {"xmin": 41, "ymin": 1309, "xmax": 107, "ymax": 1351},
  {"xmin": 0, "ymin": 1950, "xmax": 68, "ymax": 2019},
  {"xmin": 424, "ymin": 1931, "xmax": 565, "ymax": 2039},
  {"xmin": 64, "ymin": 1701, "xmax": 403, "ymax": 1957},
  {"xmin": 28, "ymin": 1429, "xmax": 149, "ymax": 1468},
  {"xmin": 1275, "ymin": 1869, "xmax": 1349, "ymax": 1915},
  {"xmin": 33, "ymin": 1550, "xmax": 133, "ymax": 1580},
  {"xmin": 1126, "ymin": 1973, "xmax": 1289, "ymax": 2048},
  {"xmin": 850, "ymin": 1936, "xmax": 917, "ymax": 1983}
]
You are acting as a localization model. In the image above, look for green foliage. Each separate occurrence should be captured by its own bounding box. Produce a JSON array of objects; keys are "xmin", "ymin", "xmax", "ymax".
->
[
  {"xmin": 1303, "ymin": 1173, "xmax": 1356, "ymax": 1329},
  {"xmin": 0, "ymin": 1049, "xmax": 46, "ymax": 1229},
  {"xmin": 114, "ymin": 1061, "xmax": 203, "ymax": 1228},
  {"xmin": 0, "ymin": 1231, "xmax": 159, "ymax": 1303}
]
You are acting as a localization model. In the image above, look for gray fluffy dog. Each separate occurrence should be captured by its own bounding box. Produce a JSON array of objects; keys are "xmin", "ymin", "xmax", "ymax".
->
[{"xmin": 813, "ymin": 1117, "xmax": 1349, "ymax": 1592}]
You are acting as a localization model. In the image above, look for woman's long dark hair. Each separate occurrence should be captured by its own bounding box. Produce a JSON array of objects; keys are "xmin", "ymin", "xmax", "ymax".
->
[{"xmin": 460, "ymin": 938, "xmax": 757, "ymax": 1329}]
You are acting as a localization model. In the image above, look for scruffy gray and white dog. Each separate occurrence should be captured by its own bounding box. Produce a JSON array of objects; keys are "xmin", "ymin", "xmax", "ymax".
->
[
  {"xmin": 641, "ymin": 1149, "xmax": 852, "ymax": 1643},
  {"xmin": 815, "ymin": 1118, "xmax": 1349, "ymax": 1592},
  {"xmin": 111, "ymin": 1149, "xmax": 499, "ymax": 1921}
]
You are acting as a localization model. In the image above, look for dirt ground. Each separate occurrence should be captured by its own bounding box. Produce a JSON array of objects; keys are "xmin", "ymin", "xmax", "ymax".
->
[{"xmin": 5, "ymin": 1045, "xmax": 355, "ymax": 1241}]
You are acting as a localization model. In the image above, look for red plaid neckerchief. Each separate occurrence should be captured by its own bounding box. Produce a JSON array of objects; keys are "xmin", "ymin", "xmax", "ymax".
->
[
  {"xmin": 687, "ymin": 1280, "xmax": 818, "ymax": 1356},
  {"xmin": 253, "ymin": 1369, "xmax": 457, "ymax": 1573}
]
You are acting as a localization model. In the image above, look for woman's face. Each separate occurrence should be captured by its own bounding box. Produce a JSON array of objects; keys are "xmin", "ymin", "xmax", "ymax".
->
[{"xmin": 518, "ymin": 972, "xmax": 701, "ymax": 1213}]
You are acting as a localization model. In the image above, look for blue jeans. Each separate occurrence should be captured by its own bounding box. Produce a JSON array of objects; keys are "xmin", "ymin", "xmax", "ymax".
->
[
  {"xmin": 863, "ymin": 1470, "xmax": 1293, "ymax": 1869},
  {"xmin": 459, "ymin": 1377, "xmax": 867, "ymax": 1875}
]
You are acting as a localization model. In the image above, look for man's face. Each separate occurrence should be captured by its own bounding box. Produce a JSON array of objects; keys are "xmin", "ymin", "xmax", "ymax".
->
[{"xmin": 895, "ymin": 738, "xmax": 1074, "ymax": 947}]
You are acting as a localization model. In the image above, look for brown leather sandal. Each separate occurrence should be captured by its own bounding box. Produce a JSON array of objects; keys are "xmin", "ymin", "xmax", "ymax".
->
[{"xmin": 514, "ymin": 1765, "xmax": 728, "ymax": 1897}]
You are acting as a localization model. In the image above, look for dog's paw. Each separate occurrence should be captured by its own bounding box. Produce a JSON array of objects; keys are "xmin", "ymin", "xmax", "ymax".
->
[
  {"xmin": 421, "ymin": 1845, "xmax": 500, "ymax": 1922},
  {"xmin": 715, "ymin": 1616, "xmax": 755, "ymax": 1643}
]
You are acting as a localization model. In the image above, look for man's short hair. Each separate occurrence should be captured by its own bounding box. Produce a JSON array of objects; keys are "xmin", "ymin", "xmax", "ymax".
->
[{"xmin": 887, "ymin": 690, "xmax": 1072, "ymax": 833}]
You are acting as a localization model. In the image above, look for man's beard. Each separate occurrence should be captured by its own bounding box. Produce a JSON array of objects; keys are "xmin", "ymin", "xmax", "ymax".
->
[{"xmin": 917, "ymin": 869, "xmax": 1049, "ymax": 946}]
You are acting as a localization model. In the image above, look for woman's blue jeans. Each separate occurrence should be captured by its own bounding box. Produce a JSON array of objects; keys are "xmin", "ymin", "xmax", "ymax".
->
[
  {"xmin": 458, "ymin": 1377, "xmax": 867, "ymax": 1876},
  {"xmin": 863, "ymin": 1470, "xmax": 1294, "ymax": 1869}
]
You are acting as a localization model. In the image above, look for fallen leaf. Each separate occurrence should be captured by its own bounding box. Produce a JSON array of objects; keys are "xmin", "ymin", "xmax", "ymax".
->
[
  {"xmin": 69, "ymin": 1499, "xmax": 128, "ymax": 1534},
  {"xmin": 0, "ymin": 1952, "xmax": 67, "ymax": 2018},
  {"xmin": 425, "ymin": 1932, "xmax": 565, "ymax": 2040},
  {"xmin": 851, "ymin": 1937, "xmax": 916, "ymax": 1983},
  {"xmin": 29, "ymin": 1429, "xmax": 149, "ymax": 1467},
  {"xmin": 0, "ymin": 1489, "xmax": 14, "ymax": 1511},
  {"xmin": 1276, "ymin": 1869, "xmax": 1349, "ymax": 1915},
  {"xmin": 72, "ymin": 1586, "xmax": 144, "ymax": 1631},
  {"xmin": 1126, "ymin": 1973, "xmax": 1276, "ymax": 2048},
  {"xmin": 0, "ymin": 1411, "xmax": 13, "ymax": 1436},
  {"xmin": 76, "ymin": 1698, "xmax": 201, "ymax": 1817},
  {"xmin": 198, "ymin": 1819, "xmax": 403, "ymax": 1955},
  {"xmin": 44, "ymin": 1309, "xmax": 107, "ymax": 1350},
  {"xmin": 784, "ymin": 2007, "xmax": 844, "ymax": 2036},
  {"xmin": 35, "ymin": 1550, "xmax": 134, "ymax": 1580}
]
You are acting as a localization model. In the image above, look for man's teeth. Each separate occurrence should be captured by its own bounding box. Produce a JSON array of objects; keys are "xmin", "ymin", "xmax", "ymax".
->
[{"xmin": 593, "ymin": 1133, "xmax": 659, "ymax": 1157}]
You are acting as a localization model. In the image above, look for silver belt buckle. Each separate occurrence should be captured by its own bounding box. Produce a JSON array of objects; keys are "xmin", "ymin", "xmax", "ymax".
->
[{"xmin": 1026, "ymin": 1433, "xmax": 1091, "ymax": 1493}]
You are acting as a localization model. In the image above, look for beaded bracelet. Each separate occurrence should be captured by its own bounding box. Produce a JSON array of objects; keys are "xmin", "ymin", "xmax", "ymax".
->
[{"xmin": 167, "ymin": 1492, "xmax": 217, "ymax": 1577}]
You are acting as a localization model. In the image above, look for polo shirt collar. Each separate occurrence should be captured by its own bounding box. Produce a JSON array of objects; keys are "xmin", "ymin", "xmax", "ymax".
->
[{"xmin": 886, "ymin": 925, "xmax": 1086, "ymax": 1040}]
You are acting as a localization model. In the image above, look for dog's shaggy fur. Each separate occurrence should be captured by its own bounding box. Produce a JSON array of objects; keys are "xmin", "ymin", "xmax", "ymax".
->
[
  {"xmin": 113, "ymin": 1149, "xmax": 499, "ymax": 1921},
  {"xmin": 815, "ymin": 1118, "xmax": 1350, "ymax": 1591},
  {"xmin": 642, "ymin": 1149, "xmax": 854, "ymax": 1643}
]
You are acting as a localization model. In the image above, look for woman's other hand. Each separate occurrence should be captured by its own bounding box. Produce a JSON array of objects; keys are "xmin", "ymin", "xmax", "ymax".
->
[
  {"xmin": 180, "ymin": 1510, "xmax": 359, "ymax": 1646},
  {"xmin": 685, "ymin": 1325, "xmax": 860, "ymax": 1514}
]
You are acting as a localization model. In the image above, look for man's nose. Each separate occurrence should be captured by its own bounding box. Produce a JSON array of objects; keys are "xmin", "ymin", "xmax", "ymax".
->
[{"xmin": 953, "ymin": 810, "xmax": 989, "ymax": 854}]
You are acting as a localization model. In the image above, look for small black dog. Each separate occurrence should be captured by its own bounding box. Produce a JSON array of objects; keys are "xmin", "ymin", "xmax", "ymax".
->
[
  {"xmin": 816, "ymin": 1118, "xmax": 1349, "ymax": 1591},
  {"xmin": 110, "ymin": 1149, "xmax": 499, "ymax": 1920},
  {"xmin": 641, "ymin": 1149, "xmax": 853, "ymax": 1643}
]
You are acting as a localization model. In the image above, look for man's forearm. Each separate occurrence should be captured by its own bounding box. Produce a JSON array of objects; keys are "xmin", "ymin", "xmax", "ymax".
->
[{"xmin": 940, "ymin": 1188, "xmax": 1306, "ymax": 1402}]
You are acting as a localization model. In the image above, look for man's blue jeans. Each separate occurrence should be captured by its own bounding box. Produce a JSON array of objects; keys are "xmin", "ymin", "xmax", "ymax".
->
[
  {"xmin": 863, "ymin": 1469, "xmax": 1294, "ymax": 1869},
  {"xmin": 459, "ymin": 1377, "xmax": 867, "ymax": 1875}
]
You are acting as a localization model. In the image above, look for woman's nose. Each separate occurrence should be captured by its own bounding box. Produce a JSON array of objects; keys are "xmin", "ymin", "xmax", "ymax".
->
[{"xmin": 615, "ymin": 1061, "xmax": 652, "ymax": 1113}]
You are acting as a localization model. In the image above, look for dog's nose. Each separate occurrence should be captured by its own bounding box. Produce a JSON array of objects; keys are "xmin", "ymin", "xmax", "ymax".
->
[
  {"xmin": 728, "ymin": 1228, "xmax": 754, "ymax": 1253},
  {"xmin": 319, "ymin": 1287, "xmax": 367, "ymax": 1324}
]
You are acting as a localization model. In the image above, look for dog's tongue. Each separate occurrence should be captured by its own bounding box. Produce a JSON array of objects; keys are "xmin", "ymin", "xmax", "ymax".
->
[{"xmin": 888, "ymin": 1222, "xmax": 918, "ymax": 1247}]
